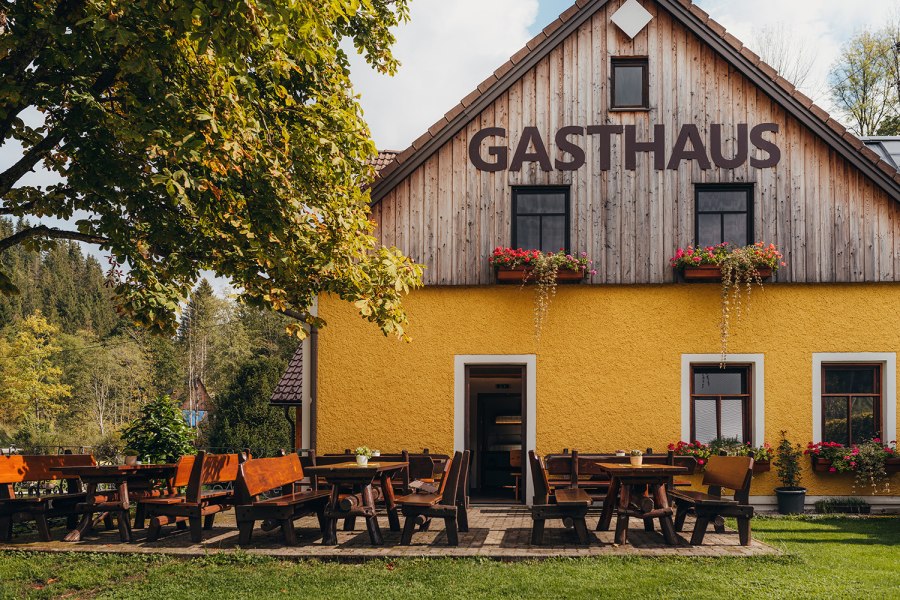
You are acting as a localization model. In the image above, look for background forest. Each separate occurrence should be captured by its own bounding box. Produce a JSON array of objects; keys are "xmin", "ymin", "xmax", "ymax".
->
[{"xmin": 0, "ymin": 218, "xmax": 295, "ymax": 457}]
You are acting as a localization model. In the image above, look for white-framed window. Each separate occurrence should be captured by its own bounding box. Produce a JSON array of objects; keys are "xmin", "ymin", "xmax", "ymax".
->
[
  {"xmin": 681, "ymin": 354, "xmax": 765, "ymax": 445},
  {"xmin": 812, "ymin": 353, "xmax": 896, "ymax": 444}
]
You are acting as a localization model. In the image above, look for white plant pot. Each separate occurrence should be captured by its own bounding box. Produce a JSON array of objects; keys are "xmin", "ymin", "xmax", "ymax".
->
[
  {"xmin": 615, "ymin": 452, "xmax": 626, "ymax": 457},
  {"xmin": 630, "ymin": 456, "xmax": 643, "ymax": 466},
  {"xmin": 356, "ymin": 455, "xmax": 369, "ymax": 467},
  {"xmin": 372, "ymin": 451, "xmax": 381, "ymax": 457}
]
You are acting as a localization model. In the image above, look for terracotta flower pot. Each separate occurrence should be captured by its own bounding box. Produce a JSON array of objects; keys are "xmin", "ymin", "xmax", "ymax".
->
[
  {"xmin": 679, "ymin": 265, "xmax": 773, "ymax": 282},
  {"xmin": 629, "ymin": 455, "xmax": 643, "ymax": 466},
  {"xmin": 495, "ymin": 266, "xmax": 586, "ymax": 284}
]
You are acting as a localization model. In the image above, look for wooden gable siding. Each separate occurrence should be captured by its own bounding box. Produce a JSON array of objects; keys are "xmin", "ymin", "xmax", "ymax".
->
[{"xmin": 372, "ymin": 1, "xmax": 900, "ymax": 286}]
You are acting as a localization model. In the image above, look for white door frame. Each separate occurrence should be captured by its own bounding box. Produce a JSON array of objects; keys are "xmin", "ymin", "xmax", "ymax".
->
[{"xmin": 454, "ymin": 355, "xmax": 537, "ymax": 505}]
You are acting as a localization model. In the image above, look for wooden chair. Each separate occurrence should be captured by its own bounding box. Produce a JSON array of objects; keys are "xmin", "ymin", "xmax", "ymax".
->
[
  {"xmin": 234, "ymin": 454, "xmax": 330, "ymax": 545},
  {"xmin": 395, "ymin": 450, "xmax": 468, "ymax": 546},
  {"xmin": 669, "ymin": 455, "xmax": 755, "ymax": 546},
  {"xmin": 528, "ymin": 450, "xmax": 591, "ymax": 545},
  {"xmin": 141, "ymin": 451, "xmax": 242, "ymax": 543},
  {"xmin": 0, "ymin": 454, "xmax": 95, "ymax": 542}
]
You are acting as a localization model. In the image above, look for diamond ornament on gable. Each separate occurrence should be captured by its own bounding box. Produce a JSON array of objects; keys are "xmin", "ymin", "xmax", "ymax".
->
[{"xmin": 611, "ymin": 0, "xmax": 653, "ymax": 39}]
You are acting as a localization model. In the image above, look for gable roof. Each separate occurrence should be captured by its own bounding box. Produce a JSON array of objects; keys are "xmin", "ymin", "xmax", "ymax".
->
[
  {"xmin": 370, "ymin": 150, "xmax": 400, "ymax": 172},
  {"xmin": 370, "ymin": 0, "xmax": 900, "ymax": 203},
  {"xmin": 270, "ymin": 344, "xmax": 303, "ymax": 406}
]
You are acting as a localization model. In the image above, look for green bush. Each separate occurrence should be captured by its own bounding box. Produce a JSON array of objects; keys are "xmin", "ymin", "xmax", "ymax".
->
[
  {"xmin": 121, "ymin": 395, "xmax": 195, "ymax": 463},
  {"xmin": 774, "ymin": 430, "xmax": 804, "ymax": 488}
]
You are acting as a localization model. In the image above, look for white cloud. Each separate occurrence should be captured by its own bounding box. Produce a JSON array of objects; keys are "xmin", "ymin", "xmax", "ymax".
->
[{"xmin": 349, "ymin": 0, "xmax": 539, "ymax": 150}]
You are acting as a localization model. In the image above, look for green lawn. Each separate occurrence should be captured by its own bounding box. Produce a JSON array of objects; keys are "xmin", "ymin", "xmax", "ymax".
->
[{"xmin": 0, "ymin": 517, "xmax": 898, "ymax": 599}]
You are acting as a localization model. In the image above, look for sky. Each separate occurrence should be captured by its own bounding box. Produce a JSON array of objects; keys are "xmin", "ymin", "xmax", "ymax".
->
[
  {"xmin": 351, "ymin": 0, "xmax": 899, "ymax": 151},
  {"xmin": 2, "ymin": 0, "xmax": 898, "ymax": 287}
]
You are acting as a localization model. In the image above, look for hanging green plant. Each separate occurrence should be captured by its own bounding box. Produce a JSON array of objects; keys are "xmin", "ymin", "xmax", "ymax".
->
[
  {"xmin": 671, "ymin": 242, "xmax": 785, "ymax": 364},
  {"xmin": 489, "ymin": 247, "xmax": 595, "ymax": 338}
]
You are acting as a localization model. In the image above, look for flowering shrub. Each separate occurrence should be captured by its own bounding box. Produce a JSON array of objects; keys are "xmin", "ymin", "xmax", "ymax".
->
[
  {"xmin": 669, "ymin": 242, "xmax": 786, "ymax": 271},
  {"xmin": 805, "ymin": 439, "xmax": 896, "ymax": 494},
  {"xmin": 489, "ymin": 247, "xmax": 595, "ymax": 274}
]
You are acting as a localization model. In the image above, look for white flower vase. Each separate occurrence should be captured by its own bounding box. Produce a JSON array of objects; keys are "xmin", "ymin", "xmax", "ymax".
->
[
  {"xmin": 356, "ymin": 455, "xmax": 369, "ymax": 467},
  {"xmin": 630, "ymin": 455, "xmax": 643, "ymax": 466}
]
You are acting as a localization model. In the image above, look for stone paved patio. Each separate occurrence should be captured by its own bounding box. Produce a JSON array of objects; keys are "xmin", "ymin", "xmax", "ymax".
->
[{"xmin": 0, "ymin": 506, "xmax": 778, "ymax": 560}]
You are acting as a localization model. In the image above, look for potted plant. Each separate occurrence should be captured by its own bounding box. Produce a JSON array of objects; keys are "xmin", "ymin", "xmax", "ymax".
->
[
  {"xmin": 120, "ymin": 395, "xmax": 195, "ymax": 464},
  {"xmin": 670, "ymin": 242, "xmax": 785, "ymax": 362},
  {"xmin": 774, "ymin": 431, "xmax": 806, "ymax": 514},
  {"xmin": 354, "ymin": 446, "xmax": 373, "ymax": 467},
  {"xmin": 629, "ymin": 449, "xmax": 643, "ymax": 466},
  {"xmin": 669, "ymin": 440, "xmax": 711, "ymax": 469},
  {"xmin": 614, "ymin": 449, "xmax": 626, "ymax": 457}
]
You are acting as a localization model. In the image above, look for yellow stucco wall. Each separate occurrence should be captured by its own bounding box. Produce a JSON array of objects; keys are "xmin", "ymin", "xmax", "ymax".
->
[{"xmin": 317, "ymin": 284, "xmax": 900, "ymax": 496}]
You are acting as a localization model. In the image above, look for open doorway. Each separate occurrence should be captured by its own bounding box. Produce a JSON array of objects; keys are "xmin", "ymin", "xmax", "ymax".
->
[{"xmin": 465, "ymin": 365, "xmax": 525, "ymax": 503}]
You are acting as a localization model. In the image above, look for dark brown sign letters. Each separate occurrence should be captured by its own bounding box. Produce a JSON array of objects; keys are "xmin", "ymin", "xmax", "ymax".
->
[{"xmin": 468, "ymin": 123, "xmax": 781, "ymax": 172}]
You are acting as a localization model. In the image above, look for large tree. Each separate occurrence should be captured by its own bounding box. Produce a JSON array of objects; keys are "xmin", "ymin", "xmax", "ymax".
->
[
  {"xmin": 0, "ymin": 0, "xmax": 422, "ymax": 339},
  {"xmin": 828, "ymin": 27, "xmax": 899, "ymax": 136}
]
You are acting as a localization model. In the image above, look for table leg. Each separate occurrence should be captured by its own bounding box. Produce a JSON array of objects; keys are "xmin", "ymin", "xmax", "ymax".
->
[
  {"xmin": 652, "ymin": 483, "xmax": 677, "ymax": 545},
  {"xmin": 64, "ymin": 482, "xmax": 97, "ymax": 542},
  {"xmin": 597, "ymin": 477, "xmax": 620, "ymax": 531},
  {"xmin": 362, "ymin": 484, "xmax": 383, "ymax": 545},
  {"xmin": 614, "ymin": 483, "xmax": 631, "ymax": 545},
  {"xmin": 380, "ymin": 472, "xmax": 401, "ymax": 532},
  {"xmin": 322, "ymin": 486, "xmax": 340, "ymax": 545},
  {"xmin": 116, "ymin": 481, "xmax": 132, "ymax": 542}
]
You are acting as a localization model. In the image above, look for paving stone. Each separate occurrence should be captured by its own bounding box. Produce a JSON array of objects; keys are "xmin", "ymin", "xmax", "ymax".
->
[{"xmin": 0, "ymin": 507, "xmax": 779, "ymax": 560}]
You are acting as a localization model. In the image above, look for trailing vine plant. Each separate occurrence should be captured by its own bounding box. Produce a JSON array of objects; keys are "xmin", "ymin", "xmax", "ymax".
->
[
  {"xmin": 670, "ymin": 242, "xmax": 785, "ymax": 365},
  {"xmin": 489, "ymin": 247, "xmax": 595, "ymax": 339}
]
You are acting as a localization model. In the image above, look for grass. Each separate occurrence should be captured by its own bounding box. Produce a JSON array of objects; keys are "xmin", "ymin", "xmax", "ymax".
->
[{"xmin": 0, "ymin": 516, "xmax": 897, "ymax": 599}]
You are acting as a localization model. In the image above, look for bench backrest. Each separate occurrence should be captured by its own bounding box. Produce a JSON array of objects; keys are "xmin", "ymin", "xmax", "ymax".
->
[
  {"xmin": 0, "ymin": 454, "xmax": 96, "ymax": 484},
  {"xmin": 171, "ymin": 455, "xmax": 196, "ymax": 489},
  {"xmin": 528, "ymin": 450, "xmax": 552, "ymax": 505},
  {"xmin": 185, "ymin": 451, "xmax": 242, "ymax": 503},
  {"xmin": 702, "ymin": 455, "xmax": 754, "ymax": 502},
  {"xmin": 236, "ymin": 454, "xmax": 304, "ymax": 502},
  {"xmin": 437, "ymin": 451, "xmax": 464, "ymax": 505}
]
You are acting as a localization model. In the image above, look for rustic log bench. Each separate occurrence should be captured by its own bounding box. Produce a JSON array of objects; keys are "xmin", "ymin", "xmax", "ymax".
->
[
  {"xmin": 670, "ymin": 455, "xmax": 755, "ymax": 546},
  {"xmin": 528, "ymin": 451, "xmax": 591, "ymax": 545},
  {"xmin": 0, "ymin": 453, "xmax": 96, "ymax": 542},
  {"xmin": 140, "ymin": 451, "xmax": 242, "ymax": 543},
  {"xmin": 234, "ymin": 454, "xmax": 330, "ymax": 545}
]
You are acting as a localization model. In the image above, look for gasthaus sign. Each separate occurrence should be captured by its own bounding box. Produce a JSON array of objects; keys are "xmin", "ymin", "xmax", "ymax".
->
[{"xmin": 468, "ymin": 123, "xmax": 781, "ymax": 172}]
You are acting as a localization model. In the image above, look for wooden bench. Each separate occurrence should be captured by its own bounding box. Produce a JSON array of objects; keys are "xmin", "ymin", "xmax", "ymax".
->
[
  {"xmin": 528, "ymin": 451, "xmax": 591, "ymax": 545},
  {"xmin": 395, "ymin": 450, "xmax": 469, "ymax": 546},
  {"xmin": 234, "ymin": 454, "xmax": 330, "ymax": 545},
  {"xmin": 0, "ymin": 453, "xmax": 96, "ymax": 542},
  {"xmin": 141, "ymin": 451, "xmax": 242, "ymax": 543},
  {"xmin": 134, "ymin": 454, "xmax": 195, "ymax": 529},
  {"xmin": 669, "ymin": 455, "xmax": 755, "ymax": 546}
]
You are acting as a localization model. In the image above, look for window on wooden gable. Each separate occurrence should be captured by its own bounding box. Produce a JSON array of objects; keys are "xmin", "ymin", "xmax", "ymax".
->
[
  {"xmin": 690, "ymin": 364, "xmax": 752, "ymax": 444},
  {"xmin": 820, "ymin": 364, "xmax": 882, "ymax": 445},
  {"xmin": 695, "ymin": 184, "xmax": 754, "ymax": 248},
  {"xmin": 610, "ymin": 57, "xmax": 649, "ymax": 109},
  {"xmin": 511, "ymin": 187, "xmax": 570, "ymax": 253}
]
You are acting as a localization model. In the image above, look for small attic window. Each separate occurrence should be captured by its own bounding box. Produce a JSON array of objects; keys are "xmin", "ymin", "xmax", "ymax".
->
[{"xmin": 611, "ymin": 57, "xmax": 649, "ymax": 109}]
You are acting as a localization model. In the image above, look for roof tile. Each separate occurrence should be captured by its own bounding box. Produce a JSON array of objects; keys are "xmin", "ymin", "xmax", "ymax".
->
[
  {"xmin": 688, "ymin": 4, "xmax": 710, "ymax": 22},
  {"xmin": 723, "ymin": 32, "xmax": 743, "ymax": 51},
  {"xmin": 739, "ymin": 46, "xmax": 760, "ymax": 65},
  {"xmin": 560, "ymin": 4, "xmax": 579, "ymax": 22},
  {"xmin": 526, "ymin": 32, "xmax": 547, "ymax": 51}
]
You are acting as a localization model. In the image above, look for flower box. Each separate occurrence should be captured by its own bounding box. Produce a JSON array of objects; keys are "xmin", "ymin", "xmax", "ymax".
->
[
  {"xmin": 495, "ymin": 266, "xmax": 586, "ymax": 284},
  {"xmin": 680, "ymin": 265, "xmax": 773, "ymax": 282},
  {"xmin": 812, "ymin": 456, "xmax": 900, "ymax": 473},
  {"xmin": 752, "ymin": 460, "xmax": 771, "ymax": 473}
]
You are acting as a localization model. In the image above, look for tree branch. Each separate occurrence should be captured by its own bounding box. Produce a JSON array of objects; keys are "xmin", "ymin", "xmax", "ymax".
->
[
  {"xmin": 0, "ymin": 129, "xmax": 65, "ymax": 199},
  {"xmin": 0, "ymin": 225, "xmax": 108, "ymax": 253}
]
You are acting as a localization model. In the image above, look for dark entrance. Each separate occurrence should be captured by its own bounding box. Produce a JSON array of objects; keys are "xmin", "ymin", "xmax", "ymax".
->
[{"xmin": 465, "ymin": 365, "xmax": 525, "ymax": 503}]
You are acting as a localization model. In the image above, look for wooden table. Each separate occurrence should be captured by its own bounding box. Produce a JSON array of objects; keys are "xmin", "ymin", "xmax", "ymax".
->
[
  {"xmin": 52, "ymin": 464, "xmax": 175, "ymax": 542},
  {"xmin": 305, "ymin": 461, "xmax": 407, "ymax": 545},
  {"xmin": 595, "ymin": 462, "xmax": 687, "ymax": 545}
]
